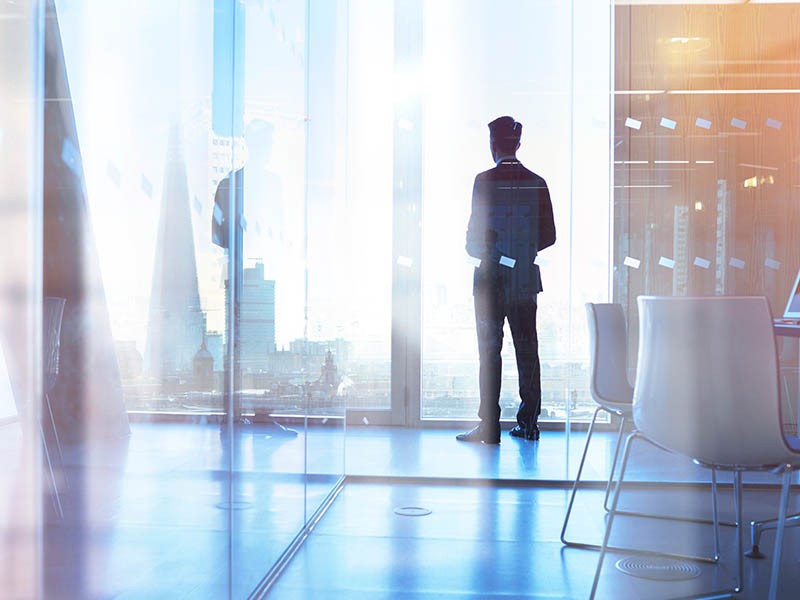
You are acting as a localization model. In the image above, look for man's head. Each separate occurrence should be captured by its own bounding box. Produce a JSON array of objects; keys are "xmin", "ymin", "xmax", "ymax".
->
[{"xmin": 488, "ymin": 116, "xmax": 522, "ymax": 161}]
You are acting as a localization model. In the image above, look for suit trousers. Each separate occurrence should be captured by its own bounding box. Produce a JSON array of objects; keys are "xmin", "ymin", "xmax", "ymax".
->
[{"xmin": 474, "ymin": 286, "xmax": 541, "ymax": 431}]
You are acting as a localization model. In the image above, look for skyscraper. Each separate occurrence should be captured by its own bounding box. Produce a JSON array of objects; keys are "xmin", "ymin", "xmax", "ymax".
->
[
  {"xmin": 144, "ymin": 125, "xmax": 205, "ymax": 378},
  {"xmin": 237, "ymin": 262, "xmax": 276, "ymax": 373}
]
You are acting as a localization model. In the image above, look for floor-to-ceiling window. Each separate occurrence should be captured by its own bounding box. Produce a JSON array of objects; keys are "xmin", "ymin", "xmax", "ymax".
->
[{"xmin": 386, "ymin": 0, "xmax": 613, "ymax": 425}]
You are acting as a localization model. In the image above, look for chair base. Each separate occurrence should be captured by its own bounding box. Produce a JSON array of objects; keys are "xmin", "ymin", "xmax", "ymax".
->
[
  {"xmin": 561, "ymin": 406, "xmax": 732, "ymax": 559},
  {"xmin": 748, "ymin": 511, "xmax": 800, "ymax": 558},
  {"xmin": 744, "ymin": 544, "xmax": 767, "ymax": 559}
]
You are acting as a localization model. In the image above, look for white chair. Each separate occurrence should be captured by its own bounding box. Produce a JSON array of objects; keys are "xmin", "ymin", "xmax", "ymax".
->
[
  {"xmin": 591, "ymin": 296, "xmax": 800, "ymax": 600},
  {"xmin": 42, "ymin": 296, "xmax": 67, "ymax": 518},
  {"xmin": 561, "ymin": 303, "xmax": 730, "ymax": 553},
  {"xmin": 561, "ymin": 303, "xmax": 633, "ymax": 548}
]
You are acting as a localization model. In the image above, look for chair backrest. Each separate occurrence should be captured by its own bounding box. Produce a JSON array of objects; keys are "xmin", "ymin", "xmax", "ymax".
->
[
  {"xmin": 586, "ymin": 303, "xmax": 634, "ymax": 407},
  {"xmin": 634, "ymin": 296, "xmax": 790, "ymax": 467},
  {"xmin": 43, "ymin": 297, "xmax": 66, "ymax": 393}
]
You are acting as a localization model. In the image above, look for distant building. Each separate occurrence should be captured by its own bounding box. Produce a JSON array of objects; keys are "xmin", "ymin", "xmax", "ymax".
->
[
  {"xmin": 206, "ymin": 331, "xmax": 223, "ymax": 371},
  {"xmin": 266, "ymin": 338, "xmax": 351, "ymax": 378},
  {"xmin": 192, "ymin": 338, "xmax": 215, "ymax": 391},
  {"xmin": 288, "ymin": 338, "xmax": 350, "ymax": 364},
  {"xmin": 144, "ymin": 125, "xmax": 206, "ymax": 378},
  {"xmin": 234, "ymin": 262, "xmax": 276, "ymax": 372}
]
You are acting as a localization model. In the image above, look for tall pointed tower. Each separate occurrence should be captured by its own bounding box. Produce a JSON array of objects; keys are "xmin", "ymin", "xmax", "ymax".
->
[
  {"xmin": 42, "ymin": 0, "xmax": 130, "ymax": 441},
  {"xmin": 145, "ymin": 125, "xmax": 205, "ymax": 378}
]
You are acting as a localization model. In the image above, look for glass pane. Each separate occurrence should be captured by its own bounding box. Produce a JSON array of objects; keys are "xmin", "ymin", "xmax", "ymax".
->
[
  {"xmin": 332, "ymin": 0, "xmax": 394, "ymax": 412},
  {"xmin": 0, "ymin": 2, "xmax": 43, "ymax": 597},
  {"xmin": 48, "ymin": 0, "xmax": 238, "ymax": 596},
  {"xmin": 420, "ymin": 0, "xmax": 611, "ymax": 423},
  {"xmin": 303, "ymin": 0, "xmax": 348, "ymax": 520},
  {"xmin": 568, "ymin": 0, "xmax": 613, "ymax": 421},
  {"xmin": 234, "ymin": 1, "xmax": 309, "ymax": 595}
]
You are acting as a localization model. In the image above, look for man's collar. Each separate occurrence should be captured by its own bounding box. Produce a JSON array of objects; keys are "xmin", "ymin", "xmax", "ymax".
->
[{"xmin": 495, "ymin": 154, "xmax": 519, "ymax": 165}]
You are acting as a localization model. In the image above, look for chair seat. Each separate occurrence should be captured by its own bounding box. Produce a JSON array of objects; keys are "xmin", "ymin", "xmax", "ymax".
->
[
  {"xmin": 592, "ymin": 295, "xmax": 800, "ymax": 600},
  {"xmin": 596, "ymin": 399, "xmax": 632, "ymax": 416}
]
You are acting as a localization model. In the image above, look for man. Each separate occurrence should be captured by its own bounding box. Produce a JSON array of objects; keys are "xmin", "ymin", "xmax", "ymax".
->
[{"xmin": 457, "ymin": 116, "xmax": 556, "ymax": 444}]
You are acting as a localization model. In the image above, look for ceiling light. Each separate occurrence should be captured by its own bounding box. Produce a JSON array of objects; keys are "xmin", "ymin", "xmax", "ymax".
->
[
  {"xmin": 614, "ymin": 184, "xmax": 672, "ymax": 189},
  {"xmin": 739, "ymin": 162, "xmax": 778, "ymax": 172},
  {"xmin": 616, "ymin": 1, "xmax": 746, "ymax": 4},
  {"xmin": 743, "ymin": 175, "xmax": 776, "ymax": 189},
  {"xmin": 615, "ymin": 89, "xmax": 800, "ymax": 95}
]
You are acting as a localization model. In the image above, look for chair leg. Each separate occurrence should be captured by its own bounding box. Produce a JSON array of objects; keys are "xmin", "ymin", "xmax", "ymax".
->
[
  {"xmin": 733, "ymin": 471, "xmax": 744, "ymax": 594},
  {"xmin": 44, "ymin": 391, "xmax": 64, "ymax": 466},
  {"xmin": 747, "ymin": 512, "xmax": 800, "ymax": 558},
  {"xmin": 601, "ymin": 433, "xmax": 736, "ymax": 529},
  {"xmin": 565, "ymin": 431, "xmax": 718, "ymax": 563},
  {"xmin": 560, "ymin": 406, "xmax": 602, "ymax": 545},
  {"xmin": 768, "ymin": 468, "xmax": 792, "ymax": 600},
  {"xmin": 603, "ymin": 415, "xmax": 626, "ymax": 512},
  {"xmin": 44, "ymin": 391, "xmax": 69, "ymax": 492},
  {"xmin": 40, "ymin": 422, "xmax": 63, "ymax": 520},
  {"xmin": 590, "ymin": 430, "xmax": 638, "ymax": 599},
  {"xmin": 711, "ymin": 468, "xmax": 720, "ymax": 562}
]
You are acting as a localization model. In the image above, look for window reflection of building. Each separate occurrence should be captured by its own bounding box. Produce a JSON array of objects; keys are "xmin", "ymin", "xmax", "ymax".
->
[
  {"xmin": 144, "ymin": 126, "xmax": 206, "ymax": 380},
  {"xmin": 238, "ymin": 262, "xmax": 276, "ymax": 372},
  {"xmin": 192, "ymin": 338, "xmax": 215, "ymax": 391}
]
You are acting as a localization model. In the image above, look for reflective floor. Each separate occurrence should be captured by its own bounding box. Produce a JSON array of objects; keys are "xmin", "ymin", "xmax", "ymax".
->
[
  {"xmin": 345, "ymin": 424, "xmax": 784, "ymax": 485},
  {"xmin": 1, "ymin": 422, "xmax": 798, "ymax": 598},
  {"xmin": 1, "ymin": 421, "xmax": 342, "ymax": 599},
  {"xmin": 267, "ymin": 480, "xmax": 800, "ymax": 599}
]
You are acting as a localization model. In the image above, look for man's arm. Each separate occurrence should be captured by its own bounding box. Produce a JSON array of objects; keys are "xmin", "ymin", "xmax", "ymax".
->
[
  {"xmin": 537, "ymin": 181, "xmax": 556, "ymax": 251},
  {"xmin": 466, "ymin": 177, "xmax": 485, "ymax": 259}
]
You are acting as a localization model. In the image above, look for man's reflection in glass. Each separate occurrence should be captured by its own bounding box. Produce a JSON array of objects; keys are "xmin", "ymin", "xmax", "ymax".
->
[
  {"xmin": 244, "ymin": 119, "xmax": 285, "ymax": 262},
  {"xmin": 457, "ymin": 116, "xmax": 556, "ymax": 444}
]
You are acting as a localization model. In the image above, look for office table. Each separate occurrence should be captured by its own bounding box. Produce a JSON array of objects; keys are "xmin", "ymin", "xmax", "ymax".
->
[{"xmin": 746, "ymin": 321, "xmax": 800, "ymax": 558}]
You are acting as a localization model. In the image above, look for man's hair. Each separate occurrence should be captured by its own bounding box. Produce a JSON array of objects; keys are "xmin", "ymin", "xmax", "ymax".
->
[{"xmin": 488, "ymin": 115, "xmax": 522, "ymax": 154}]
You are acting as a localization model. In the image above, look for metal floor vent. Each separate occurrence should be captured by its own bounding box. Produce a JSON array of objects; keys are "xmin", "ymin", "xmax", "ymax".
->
[
  {"xmin": 215, "ymin": 500, "xmax": 254, "ymax": 510},
  {"xmin": 394, "ymin": 506, "xmax": 432, "ymax": 517},
  {"xmin": 615, "ymin": 556, "xmax": 702, "ymax": 581}
]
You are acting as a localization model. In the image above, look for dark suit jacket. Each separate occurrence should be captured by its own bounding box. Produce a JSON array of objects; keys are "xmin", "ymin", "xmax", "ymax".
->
[{"xmin": 466, "ymin": 159, "xmax": 556, "ymax": 300}]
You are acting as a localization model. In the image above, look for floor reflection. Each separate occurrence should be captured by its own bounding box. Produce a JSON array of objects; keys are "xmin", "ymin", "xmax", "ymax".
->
[{"xmin": 10, "ymin": 421, "xmax": 340, "ymax": 599}]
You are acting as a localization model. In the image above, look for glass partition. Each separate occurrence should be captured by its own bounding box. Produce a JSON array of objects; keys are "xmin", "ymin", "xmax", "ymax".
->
[
  {"xmin": 50, "ymin": 0, "xmax": 240, "ymax": 596},
  {"xmin": 42, "ymin": 1, "xmax": 350, "ymax": 597},
  {"xmin": 235, "ymin": 0, "xmax": 309, "ymax": 595},
  {"xmin": 0, "ymin": 2, "xmax": 44, "ymax": 598},
  {"xmin": 303, "ymin": 0, "xmax": 349, "ymax": 520}
]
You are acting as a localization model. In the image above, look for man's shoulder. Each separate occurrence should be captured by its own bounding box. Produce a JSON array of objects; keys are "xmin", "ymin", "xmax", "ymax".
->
[
  {"xmin": 477, "ymin": 163, "xmax": 547, "ymax": 185},
  {"xmin": 513, "ymin": 163, "xmax": 545, "ymax": 184},
  {"xmin": 474, "ymin": 167, "xmax": 496, "ymax": 181}
]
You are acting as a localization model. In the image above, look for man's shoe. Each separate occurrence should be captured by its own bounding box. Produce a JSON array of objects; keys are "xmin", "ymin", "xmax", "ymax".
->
[
  {"xmin": 509, "ymin": 424, "xmax": 540, "ymax": 441},
  {"xmin": 456, "ymin": 424, "xmax": 500, "ymax": 444}
]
